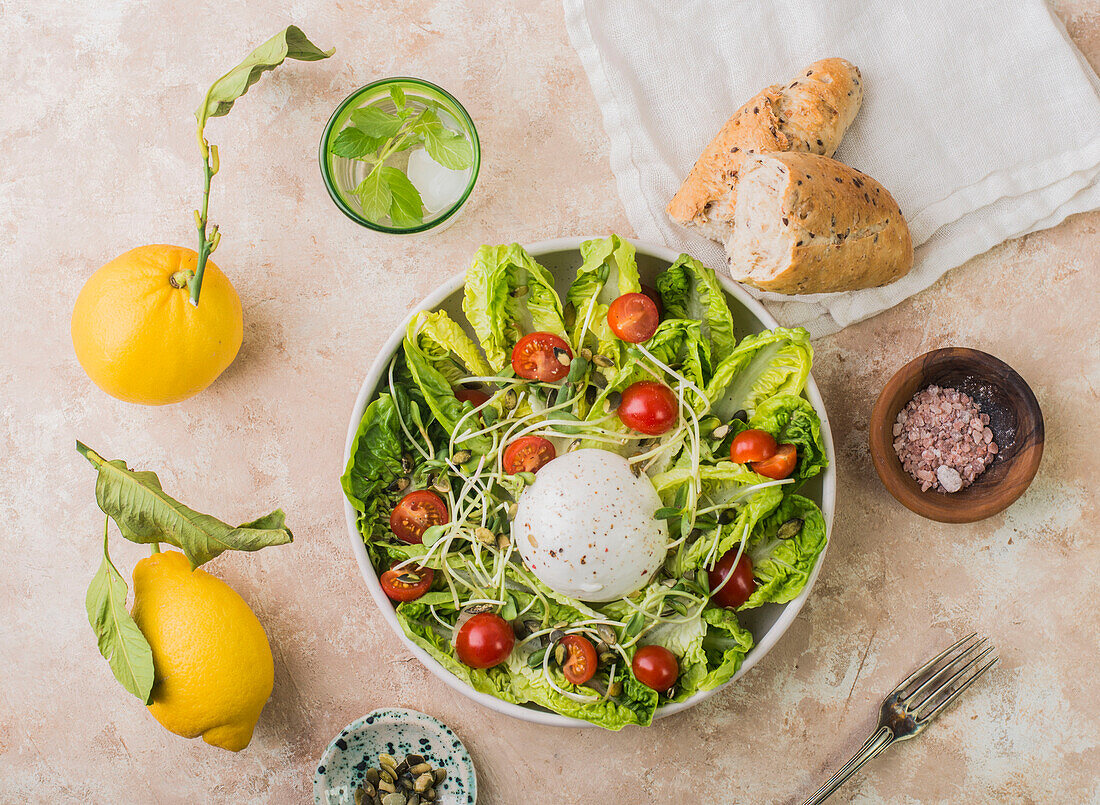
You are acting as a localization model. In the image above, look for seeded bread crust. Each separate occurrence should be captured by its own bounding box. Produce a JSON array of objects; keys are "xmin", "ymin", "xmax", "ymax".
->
[
  {"xmin": 726, "ymin": 152, "xmax": 914, "ymax": 294},
  {"xmin": 667, "ymin": 58, "xmax": 864, "ymax": 241}
]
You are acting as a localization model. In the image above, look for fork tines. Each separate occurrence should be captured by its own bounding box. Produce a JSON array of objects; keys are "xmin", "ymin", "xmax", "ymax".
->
[{"xmin": 896, "ymin": 632, "xmax": 999, "ymax": 725}]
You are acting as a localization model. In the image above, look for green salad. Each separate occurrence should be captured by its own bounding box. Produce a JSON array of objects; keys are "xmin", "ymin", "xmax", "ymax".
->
[{"xmin": 342, "ymin": 235, "xmax": 829, "ymax": 729}]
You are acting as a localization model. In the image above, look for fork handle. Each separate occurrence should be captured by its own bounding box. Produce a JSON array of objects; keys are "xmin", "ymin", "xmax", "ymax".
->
[{"xmin": 801, "ymin": 726, "xmax": 894, "ymax": 805}]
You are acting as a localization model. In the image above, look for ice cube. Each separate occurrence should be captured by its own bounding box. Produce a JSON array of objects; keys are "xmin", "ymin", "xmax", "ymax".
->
[{"xmin": 406, "ymin": 147, "xmax": 471, "ymax": 213}]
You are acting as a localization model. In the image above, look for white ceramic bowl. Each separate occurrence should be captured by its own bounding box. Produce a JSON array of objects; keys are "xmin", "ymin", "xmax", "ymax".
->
[{"xmin": 343, "ymin": 236, "xmax": 836, "ymax": 728}]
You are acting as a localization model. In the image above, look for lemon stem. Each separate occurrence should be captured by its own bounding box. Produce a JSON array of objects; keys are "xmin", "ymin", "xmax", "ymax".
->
[
  {"xmin": 150, "ymin": 543, "xmax": 161, "ymax": 555},
  {"xmin": 189, "ymin": 126, "xmax": 220, "ymax": 308}
]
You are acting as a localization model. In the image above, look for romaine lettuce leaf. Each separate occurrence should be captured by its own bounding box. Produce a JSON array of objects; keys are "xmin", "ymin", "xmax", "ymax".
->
[
  {"xmin": 655, "ymin": 254, "xmax": 737, "ymax": 366},
  {"xmin": 462, "ymin": 244, "xmax": 566, "ymax": 370},
  {"xmin": 705, "ymin": 327, "xmax": 813, "ymax": 420},
  {"xmin": 741, "ymin": 494, "xmax": 828, "ymax": 609},
  {"xmin": 748, "ymin": 394, "xmax": 828, "ymax": 488},
  {"xmin": 341, "ymin": 394, "xmax": 403, "ymax": 532},
  {"xmin": 565, "ymin": 235, "xmax": 641, "ymax": 374},
  {"xmin": 408, "ymin": 309, "xmax": 491, "ymax": 383},
  {"xmin": 698, "ymin": 607, "xmax": 754, "ymax": 690}
]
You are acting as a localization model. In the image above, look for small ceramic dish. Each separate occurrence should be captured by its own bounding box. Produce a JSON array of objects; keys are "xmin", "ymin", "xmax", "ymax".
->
[
  {"xmin": 869, "ymin": 347, "xmax": 1043, "ymax": 523},
  {"xmin": 313, "ymin": 708, "xmax": 477, "ymax": 805}
]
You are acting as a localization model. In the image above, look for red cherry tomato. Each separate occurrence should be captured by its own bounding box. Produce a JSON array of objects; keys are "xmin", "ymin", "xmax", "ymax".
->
[
  {"xmin": 618, "ymin": 381, "xmax": 678, "ymax": 435},
  {"xmin": 454, "ymin": 613, "xmax": 515, "ymax": 669},
  {"xmin": 558, "ymin": 635, "xmax": 598, "ymax": 685},
  {"xmin": 503, "ymin": 435, "xmax": 557, "ymax": 474},
  {"xmin": 708, "ymin": 550, "xmax": 756, "ymax": 609},
  {"xmin": 752, "ymin": 443, "xmax": 798, "ymax": 480},
  {"xmin": 511, "ymin": 332, "xmax": 572, "ymax": 382},
  {"xmin": 607, "ymin": 292, "xmax": 660, "ymax": 343},
  {"xmin": 631, "ymin": 645, "xmax": 679, "ymax": 692},
  {"xmin": 640, "ymin": 284, "xmax": 664, "ymax": 319},
  {"xmin": 389, "ymin": 490, "xmax": 449, "ymax": 544},
  {"xmin": 729, "ymin": 429, "xmax": 778, "ymax": 464},
  {"xmin": 379, "ymin": 563, "xmax": 434, "ymax": 603},
  {"xmin": 454, "ymin": 387, "xmax": 490, "ymax": 407}
]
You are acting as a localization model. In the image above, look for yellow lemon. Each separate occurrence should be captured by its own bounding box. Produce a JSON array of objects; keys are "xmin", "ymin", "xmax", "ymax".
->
[
  {"xmin": 71, "ymin": 244, "xmax": 243, "ymax": 405},
  {"xmin": 131, "ymin": 550, "xmax": 274, "ymax": 752}
]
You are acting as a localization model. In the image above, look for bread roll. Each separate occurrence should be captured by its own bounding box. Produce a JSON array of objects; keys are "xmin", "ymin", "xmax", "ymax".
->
[
  {"xmin": 725, "ymin": 152, "xmax": 913, "ymax": 294},
  {"xmin": 667, "ymin": 58, "xmax": 864, "ymax": 242}
]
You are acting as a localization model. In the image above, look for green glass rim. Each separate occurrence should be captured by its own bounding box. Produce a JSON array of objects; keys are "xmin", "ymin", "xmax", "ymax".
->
[{"xmin": 318, "ymin": 77, "xmax": 481, "ymax": 234}]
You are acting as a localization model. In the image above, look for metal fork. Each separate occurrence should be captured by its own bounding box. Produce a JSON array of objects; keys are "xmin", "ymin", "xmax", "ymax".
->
[{"xmin": 801, "ymin": 633, "xmax": 999, "ymax": 805}]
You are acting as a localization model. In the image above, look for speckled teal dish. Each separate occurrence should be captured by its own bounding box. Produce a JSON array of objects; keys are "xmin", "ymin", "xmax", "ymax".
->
[{"xmin": 313, "ymin": 708, "xmax": 477, "ymax": 805}]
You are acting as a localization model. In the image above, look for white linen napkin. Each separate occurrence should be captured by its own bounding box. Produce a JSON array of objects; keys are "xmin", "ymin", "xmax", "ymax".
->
[{"xmin": 563, "ymin": 0, "xmax": 1100, "ymax": 336}]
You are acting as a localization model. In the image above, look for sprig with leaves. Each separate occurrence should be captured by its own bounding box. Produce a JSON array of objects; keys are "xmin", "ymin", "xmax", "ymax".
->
[
  {"xmin": 187, "ymin": 26, "xmax": 333, "ymax": 305},
  {"xmin": 330, "ymin": 85, "xmax": 475, "ymax": 226},
  {"xmin": 78, "ymin": 441, "xmax": 293, "ymax": 702}
]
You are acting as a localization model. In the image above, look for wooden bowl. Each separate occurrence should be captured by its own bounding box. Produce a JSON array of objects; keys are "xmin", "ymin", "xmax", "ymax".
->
[{"xmin": 869, "ymin": 348, "xmax": 1044, "ymax": 523}]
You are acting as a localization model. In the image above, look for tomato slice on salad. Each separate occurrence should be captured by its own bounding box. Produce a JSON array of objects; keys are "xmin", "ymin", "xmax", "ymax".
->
[
  {"xmin": 618, "ymin": 381, "xmax": 678, "ymax": 435},
  {"xmin": 503, "ymin": 435, "xmax": 556, "ymax": 474},
  {"xmin": 380, "ymin": 563, "xmax": 434, "ymax": 602},
  {"xmin": 512, "ymin": 332, "xmax": 572, "ymax": 382},
  {"xmin": 455, "ymin": 612, "xmax": 515, "ymax": 669},
  {"xmin": 631, "ymin": 644, "xmax": 679, "ymax": 692},
  {"xmin": 389, "ymin": 490, "xmax": 449, "ymax": 544},
  {"xmin": 607, "ymin": 292, "xmax": 660, "ymax": 343},
  {"xmin": 729, "ymin": 429, "xmax": 777, "ymax": 463},
  {"xmin": 558, "ymin": 634, "xmax": 597, "ymax": 685},
  {"xmin": 752, "ymin": 443, "xmax": 797, "ymax": 480},
  {"xmin": 708, "ymin": 550, "xmax": 756, "ymax": 609}
]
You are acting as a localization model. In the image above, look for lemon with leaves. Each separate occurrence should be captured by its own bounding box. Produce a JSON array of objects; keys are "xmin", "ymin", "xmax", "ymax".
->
[
  {"xmin": 130, "ymin": 550, "xmax": 273, "ymax": 752},
  {"xmin": 70, "ymin": 25, "xmax": 333, "ymax": 406}
]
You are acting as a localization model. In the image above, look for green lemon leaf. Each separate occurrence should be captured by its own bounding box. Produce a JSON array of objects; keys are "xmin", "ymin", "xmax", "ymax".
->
[
  {"xmin": 382, "ymin": 166, "xmax": 424, "ymax": 226},
  {"xmin": 330, "ymin": 126, "xmax": 383, "ymax": 159},
  {"xmin": 86, "ymin": 520, "xmax": 155, "ymax": 704},
  {"xmin": 423, "ymin": 128, "xmax": 474, "ymax": 170},
  {"xmin": 355, "ymin": 166, "xmax": 393, "ymax": 222},
  {"xmin": 196, "ymin": 25, "xmax": 333, "ymax": 128},
  {"xmin": 76, "ymin": 442, "xmax": 293, "ymax": 569},
  {"xmin": 350, "ymin": 105, "xmax": 404, "ymax": 139}
]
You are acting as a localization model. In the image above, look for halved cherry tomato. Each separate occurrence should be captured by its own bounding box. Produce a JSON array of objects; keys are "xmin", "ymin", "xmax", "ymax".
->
[
  {"xmin": 607, "ymin": 292, "xmax": 660, "ymax": 343},
  {"xmin": 454, "ymin": 387, "xmax": 490, "ymax": 408},
  {"xmin": 752, "ymin": 443, "xmax": 798, "ymax": 480},
  {"xmin": 729, "ymin": 428, "xmax": 778, "ymax": 464},
  {"xmin": 640, "ymin": 284, "xmax": 664, "ymax": 319},
  {"xmin": 631, "ymin": 644, "xmax": 679, "ymax": 692},
  {"xmin": 379, "ymin": 563, "xmax": 434, "ymax": 602},
  {"xmin": 618, "ymin": 381, "xmax": 678, "ymax": 435},
  {"xmin": 389, "ymin": 490, "xmax": 449, "ymax": 544},
  {"xmin": 503, "ymin": 435, "xmax": 556, "ymax": 474},
  {"xmin": 454, "ymin": 612, "xmax": 515, "ymax": 669},
  {"xmin": 558, "ymin": 634, "xmax": 597, "ymax": 685},
  {"xmin": 511, "ymin": 332, "xmax": 572, "ymax": 382},
  {"xmin": 708, "ymin": 550, "xmax": 756, "ymax": 609}
]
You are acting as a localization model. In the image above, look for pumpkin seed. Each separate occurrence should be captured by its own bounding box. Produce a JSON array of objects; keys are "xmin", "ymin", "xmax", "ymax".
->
[
  {"xmin": 777, "ymin": 518, "xmax": 803, "ymax": 540},
  {"xmin": 507, "ymin": 501, "xmax": 518, "ymax": 519},
  {"xmin": 387, "ymin": 477, "xmax": 410, "ymax": 493},
  {"xmin": 464, "ymin": 603, "xmax": 495, "ymax": 615},
  {"xmin": 400, "ymin": 777, "xmax": 414, "ymax": 791},
  {"xmin": 523, "ymin": 619, "xmax": 541, "ymax": 636},
  {"xmin": 400, "ymin": 453, "xmax": 414, "ymax": 473},
  {"xmin": 554, "ymin": 347, "xmax": 571, "ymax": 367},
  {"xmin": 596, "ymin": 623, "xmax": 618, "ymax": 645},
  {"xmin": 591, "ymin": 353, "xmax": 614, "ymax": 368},
  {"xmin": 432, "ymin": 768, "xmax": 447, "ymax": 785},
  {"xmin": 451, "ymin": 449, "xmax": 472, "ymax": 464},
  {"xmin": 364, "ymin": 769, "xmax": 381, "ymax": 786},
  {"xmin": 731, "ymin": 409, "xmax": 748, "ymax": 423},
  {"xmin": 395, "ymin": 757, "xmax": 410, "ymax": 775},
  {"xmin": 378, "ymin": 779, "xmax": 396, "ymax": 794},
  {"xmin": 660, "ymin": 578, "xmax": 677, "ymax": 588},
  {"xmin": 423, "ymin": 789, "xmax": 436, "ymax": 802},
  {"xmin": 599, "ymin": 650, "xmax": 617, "ymax": 665},
  {"xmin": 567, "ymin": 438, "xmax": 581, "ymax": 452},
  {"xmin": 396, "ymin": 572, "xmax": 421, "ymax": 585},
  {"xmin": 549, "ymin": 628, "xmax": 565, "ymax": 645},
  {"xmin": 379, "ymin": 754, "xmax": 397, "ymax": 770},
  {"xmin": 710, "ymin": 423, "xmax": 730, "ymax": 440},
  {"xmin": 511, "ymin": 284, "xmax": 529, "ymax": 297},
  {"xmin": 381, "ymin": 794, "xmax": 406, "ymax": 805},
  {"xmin": 607, "ymin": 391, "xmax": 622, "ymax": 411},
  {"xmin": 554, "ymin": 642, "xmax": 567, "ymax": 666},
  {"xmin": 475, "ymin": 527, "xmax": 496, "ymax": 547},
  {"xmin": 408, "ymin": 795, "xmax": 420, "ymax": 805},
  {"xmin": 669, "ymin": 599, "xmax": 689, "ymax": 616},
  {"xmin": 503, "ymin": 389, "xmax": 518, "ymax": 410},
  {"xmin": 695, "ymin": 568, "xmax": 710, "ymax": 593},
  {"xmin": 528, "ymin": 646, "xmax": 548, "ymax": 667},
  {"xmin": 624, "ymin": 611, "xmax": 645, "ymax": 638},
  {"xmin": 579, "ymin": 347, "xmax": 594, "ymax": 361},
  {"xmin": 607, "ymin": 679, "xmax": 623, "ymax": 697},
  {"xmin": 406, "ymin": 754, "xmax": 425, "ymax": 767},
  {"xmin": 564, "ymin": 302, "xmax": 577, "ymax": 328},
  {"xmin": 585, "ymin": 385, "xmax": 598, "ymax": 405},
  {"xmin": 719, "ymin": 509, "xmax": 736, "ymax": 525},
  {"xmin": 414, "ymin": 772, "xmax": 433, "ymax": 793},
  {"xmin": 431, "ymin": 475, "xmax": 450, "ymax": 494}
]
